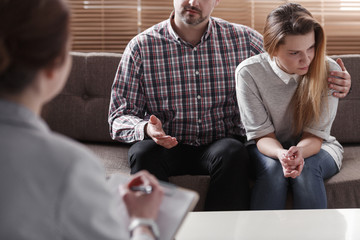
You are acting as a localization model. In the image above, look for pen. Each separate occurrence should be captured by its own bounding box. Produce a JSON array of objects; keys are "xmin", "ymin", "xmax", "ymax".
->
[{"xmin": 131, "ymin": 185, "xmax": 153, "ymax": 194}]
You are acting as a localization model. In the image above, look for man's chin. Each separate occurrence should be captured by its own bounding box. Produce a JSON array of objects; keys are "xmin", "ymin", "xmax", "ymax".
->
[{"xmin": 182, "ymin": 16, "xmax": 205, "ymax": 26}]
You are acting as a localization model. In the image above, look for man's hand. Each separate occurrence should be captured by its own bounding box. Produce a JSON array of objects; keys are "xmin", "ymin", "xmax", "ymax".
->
[
  {"xmin": 328, "ymin": 58, "xmax": 352, "ymax": 98},
  {"xmin": 145, "ymin": 115, "xmax": 178, "ymax": 149}
]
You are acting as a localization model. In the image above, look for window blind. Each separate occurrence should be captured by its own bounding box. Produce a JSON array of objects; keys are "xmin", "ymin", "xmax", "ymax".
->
[{"xmin": 67, "ymin": 0, "xmax": 360, "ymax": 55}]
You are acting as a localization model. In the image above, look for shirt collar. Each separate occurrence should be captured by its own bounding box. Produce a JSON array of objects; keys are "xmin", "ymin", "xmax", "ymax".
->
[
  {"xmin": 0, "ymin": 99, "xmax": 49, "ymax": 133},
  {"xmin": 203, "ymin": 17, "xmax": 213, "ymax": 40},
  {"xmin": 168, "ymin": 11, "xmax": 179, "ymax": 41},
  {"xmin": 167, "ymin": 11, "xmax": 212, "ymax": 46},
  {"xmin": 268, "ymin": 54, "xmax": 300, "ymax": 84}
]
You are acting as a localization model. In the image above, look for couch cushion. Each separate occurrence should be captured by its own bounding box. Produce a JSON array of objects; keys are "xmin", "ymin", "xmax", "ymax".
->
[
  {"xmin": 326, "ymin": 145, "xmax": 360, "ymax": 208},
  {"xmin": 86, "ymin": 142, "xmax": 131, "ymax": 175},
  {"xmin": 330, "ymin": 55, "xmax": 360, "ymax": 143},
  {"xmin": 42, "ymin": 52, "xmax": 121, "ymax": 143}
]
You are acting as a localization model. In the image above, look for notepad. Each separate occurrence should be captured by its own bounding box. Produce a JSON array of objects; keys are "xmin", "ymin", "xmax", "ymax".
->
[{"xmin": 107, "ymin": 173, "xmax": 199, "ymax": 240}]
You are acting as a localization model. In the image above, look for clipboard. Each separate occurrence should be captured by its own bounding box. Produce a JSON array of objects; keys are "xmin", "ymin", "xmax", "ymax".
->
[{"xmin": 107, "ymin": 173, "xmax": 199, "ymax": 240}]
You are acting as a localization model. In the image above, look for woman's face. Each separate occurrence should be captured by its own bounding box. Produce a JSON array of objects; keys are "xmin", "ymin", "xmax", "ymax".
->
[{"xmin": 274, "ymin": 31, "xmax": 315, "ymax": 75}]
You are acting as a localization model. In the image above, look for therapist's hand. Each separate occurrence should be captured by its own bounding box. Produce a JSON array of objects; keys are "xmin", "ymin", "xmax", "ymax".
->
[{"xmin": 119, "ymin": 170, "xmax": 164, "ymax": 220}]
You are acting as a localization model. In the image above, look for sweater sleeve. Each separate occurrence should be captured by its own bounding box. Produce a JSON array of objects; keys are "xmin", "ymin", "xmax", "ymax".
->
[{"xmin": 235, "ymin": 62, "xmax": 275, "ymax": 141}]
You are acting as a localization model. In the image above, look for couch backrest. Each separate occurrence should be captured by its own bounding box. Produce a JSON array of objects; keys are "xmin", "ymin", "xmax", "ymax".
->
[
  {"xmin": 330, "ymin": 54, "xmax": 360, "ymax": 144},
  {"xmin": 42, "ymin": 52, "xmax": 360, "ymax": 144},
  {"xmin": 42, "ymin": 52, "xmax": 121, "ymax": 143}
]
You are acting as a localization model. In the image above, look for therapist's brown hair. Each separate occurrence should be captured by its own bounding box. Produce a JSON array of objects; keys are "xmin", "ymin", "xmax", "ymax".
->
[{"xmin": 0, "ymin": 0, "xmax": 70, "ymax": 94}]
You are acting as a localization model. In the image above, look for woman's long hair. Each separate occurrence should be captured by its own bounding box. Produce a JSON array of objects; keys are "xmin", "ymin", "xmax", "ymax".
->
[{"xmin": 263, "ymin": 3, "xmax": 328, "ymax": 135}]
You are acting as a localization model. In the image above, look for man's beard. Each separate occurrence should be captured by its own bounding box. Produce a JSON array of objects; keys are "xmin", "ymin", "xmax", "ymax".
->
[{"xmin": 180, "ymin": 6, "xmax": 206, "ymax": 25}]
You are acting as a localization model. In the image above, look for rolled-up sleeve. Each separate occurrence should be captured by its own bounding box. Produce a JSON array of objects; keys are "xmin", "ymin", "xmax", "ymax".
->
[
  {"xmin": 304, "ymin": 92, "xmax": 339, "ymax": 140},
  {"xmin": 108, "ymin": 40, "xmax": 148, "ymax": 143},
  {"xmin": 235, "ymin": 65, "xmax": 275, "ymax": 141}
]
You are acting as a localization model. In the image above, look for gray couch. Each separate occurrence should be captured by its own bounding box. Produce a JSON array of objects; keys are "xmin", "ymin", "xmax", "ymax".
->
[{"xmin": 42, "ymin": 52, "xmax": 360, "ymax": 211}]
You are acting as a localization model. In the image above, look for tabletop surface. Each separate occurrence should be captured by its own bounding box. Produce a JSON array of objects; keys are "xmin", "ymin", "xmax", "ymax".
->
[{"xmin": 175, "ymin": 208, "xmax": 360, "ymax": 240}]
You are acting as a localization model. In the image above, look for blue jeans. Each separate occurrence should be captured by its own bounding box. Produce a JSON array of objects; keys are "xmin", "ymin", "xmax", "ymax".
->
[{"xmin": 248, "ymin": 144, "xmax": 339, "ymax": 210}]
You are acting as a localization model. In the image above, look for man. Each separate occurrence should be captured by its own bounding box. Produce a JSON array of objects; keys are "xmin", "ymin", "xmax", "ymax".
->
[{"xmin": 108, "ymin": 0, "xmax": 351, "ymax": 211}]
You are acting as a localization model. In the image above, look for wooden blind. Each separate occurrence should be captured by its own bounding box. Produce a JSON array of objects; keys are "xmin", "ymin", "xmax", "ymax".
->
[
  {"xmin": 68, "ymin": 0, "xmax": 360, "ymax": 55},
  {"xmin": 68, "ymin": 0, "xmax": 138, "ymax": 52}
]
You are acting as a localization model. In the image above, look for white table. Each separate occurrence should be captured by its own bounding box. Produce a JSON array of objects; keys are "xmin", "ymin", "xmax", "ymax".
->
[{"xmin": 175, "ymin": 208, "xmax": 360, "ymax": 240}]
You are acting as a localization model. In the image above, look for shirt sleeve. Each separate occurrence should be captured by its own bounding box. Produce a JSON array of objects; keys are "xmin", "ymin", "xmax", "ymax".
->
[
  {"xmin": 303, "ymin": 94, "xmax": 339, "ymax": 140},
  {"xmin": 303, "ymin": 58, "xmax": 341, "ymax": 140},
  {"xmin": 235, "ymin": 64, "xmax": 275, "ymax": 141},
  {"xmin": 57, "ymin": 154, "xmax": 127, "ymax": 240},
  {"xmin": 108, "ymin": 39, "xmax": 148, "ymax": 143},
  {"xmin": 246, "ymin": 26, "xmax": 265, "ymax": 56}
]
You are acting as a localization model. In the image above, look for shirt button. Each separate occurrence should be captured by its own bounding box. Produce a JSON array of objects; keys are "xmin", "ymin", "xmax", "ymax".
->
[
  {"xmin": 197, "ymin": 95, "xmax": 201, "ymax": 100},
  {"xmin": 194, "ymin": 47, "xmax": 197, "ymax": 51},
  {"xmin": 198, "ymin": 119, "xmax": 202, "ymax": 123},
  {"xmin": 195, "ymin": 71, "xmax": 199, "ymax": 75}
]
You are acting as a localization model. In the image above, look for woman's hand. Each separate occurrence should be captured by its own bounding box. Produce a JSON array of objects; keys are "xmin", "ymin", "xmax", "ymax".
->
[
  {"xmin": 277, "ymin": 149, "xmax": 294, "ymax": 178},
  {"xmin": 278, "ymin": 146, "xmax": 305, "ymax": 178}
]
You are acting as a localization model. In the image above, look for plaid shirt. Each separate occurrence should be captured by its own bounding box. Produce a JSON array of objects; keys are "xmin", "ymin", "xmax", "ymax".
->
[{"xmin": 109, "ymin": 15, "xmax": 264, "ymax": 146}]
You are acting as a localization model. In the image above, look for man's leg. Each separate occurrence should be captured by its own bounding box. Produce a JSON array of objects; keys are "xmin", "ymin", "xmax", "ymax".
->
[
  {"xmin": 129, "ymin": 138, "xmax": 251, "ymax": 210},
  {"xmin": 129, "ymin": 140, "xmax": 171, "ymax": 181},
  {"xmin": 128, "ymin": 140, "xmax": 202, "ymax": 182},
  {"xmin": 201, "ymin": 138, "xmax": 250, "ymax": 211}
]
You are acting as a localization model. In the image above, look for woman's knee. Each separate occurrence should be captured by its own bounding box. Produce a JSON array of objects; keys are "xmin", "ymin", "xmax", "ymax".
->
[{"xmin": 303, "ymin": 149, "xmax": 338, "ymax": 179}]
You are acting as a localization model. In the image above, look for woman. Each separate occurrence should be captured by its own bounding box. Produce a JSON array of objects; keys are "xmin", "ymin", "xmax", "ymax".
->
[
  {"xmin": 235, "ymin": 3, "xmax": 343, "ymax": 210},
  {"xmin": 0, "ymin": 0, "xmax": 163, "ymax": 239}
]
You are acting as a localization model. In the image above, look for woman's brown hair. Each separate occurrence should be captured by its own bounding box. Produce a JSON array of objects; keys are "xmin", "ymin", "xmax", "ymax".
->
[
  {"xmin": 0, "ymin": 0, "xmax": 70, "ymax": 94},
  {"xmin": 263, "ymin": 3, "xmax": 328, "ymax": 136}
]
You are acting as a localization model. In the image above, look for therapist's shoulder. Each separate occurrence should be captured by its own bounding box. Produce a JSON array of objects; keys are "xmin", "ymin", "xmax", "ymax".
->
[{"xmin": 42, "ymin": 131, "xmax": 101, "ymax": 168}]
